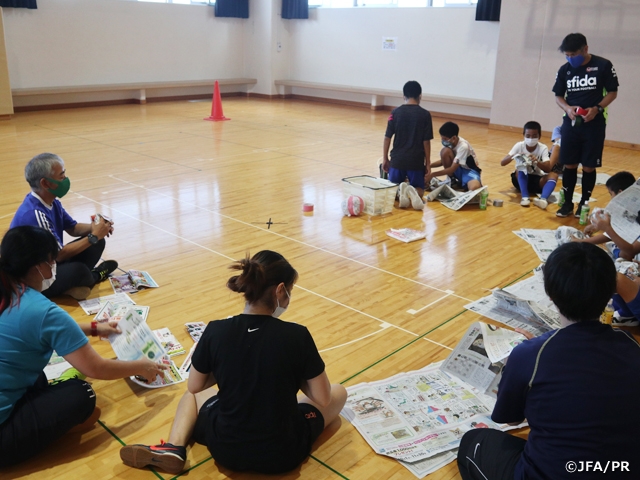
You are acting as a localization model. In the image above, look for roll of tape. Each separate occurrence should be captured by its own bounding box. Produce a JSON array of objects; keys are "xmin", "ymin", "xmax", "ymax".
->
[
  {"xmin": 493, "ymin": 199, "xmax": 503, "ymax": 207},
  {"xmin": 302, "ymin": 203, "xmax": 314, "ymax": 212}
]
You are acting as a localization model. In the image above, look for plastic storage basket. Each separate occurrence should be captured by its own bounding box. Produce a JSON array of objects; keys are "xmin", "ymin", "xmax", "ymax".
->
[{"xmin": 342, "ymin": 175, "xmax": 399, "ymax": 216}]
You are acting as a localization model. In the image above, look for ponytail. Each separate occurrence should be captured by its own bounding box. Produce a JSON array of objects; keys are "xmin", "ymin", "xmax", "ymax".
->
[{"xmin": 227, "ymin": 250, "xmax": 298, "ymax": 308}]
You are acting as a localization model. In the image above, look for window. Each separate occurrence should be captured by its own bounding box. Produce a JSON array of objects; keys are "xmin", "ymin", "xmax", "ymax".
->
[{"xmin": 309, "ymin": 0, "xmax": 477, "ymax": 6}]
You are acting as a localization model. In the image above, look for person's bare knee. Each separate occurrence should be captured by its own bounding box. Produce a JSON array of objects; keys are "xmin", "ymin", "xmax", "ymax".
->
[
  {"xmin": 583, "ymin": 166, "xmax": 596, "ymax": 173},
  {"xmin": 467, "ymin": 180, "xmax": 482, "ymax": 191},
  {"xmin": 440, "ymin": 148, "xmax": 454, "ymax": 168}
]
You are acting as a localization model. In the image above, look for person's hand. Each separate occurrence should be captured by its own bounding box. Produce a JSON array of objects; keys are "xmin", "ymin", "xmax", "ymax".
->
[
  {"xmin": 425, "ymin": 172, "xmax": 434, "ymax": 184},
  {"xmin": 565, "ymin": 106, "xmax": 577, "ymax": 121},
  {"xmin": 97, "ymin": 320, "xmax": 121, "ymax": 338},
  {"xmin": 91, "ymin": 217, "xmax": 112, "ymax": 240},
  {"xmin": 514, "ymin": 328, "xmax": 535, "ymax": 340},
  {"xmin": 132, "ymin": 359, "xmax": 168, "ymax": 383},
  {"xmin": 382, "ymin": 158, "xmax": 390, "ymax": 173},
  {"xmin": 583, "ymin": 106, "xmax": 599, "ymax": 123},
  {"xmin": 584, "ymin": 224, "xmax": 597, "ymax": 236},
  {"xmin": 592, "ymin": 211, "xmax": 611, "ymax": 231},
  {"xmin": 570, "ymin": 234, "xmax": 584, "ymax": 243}
]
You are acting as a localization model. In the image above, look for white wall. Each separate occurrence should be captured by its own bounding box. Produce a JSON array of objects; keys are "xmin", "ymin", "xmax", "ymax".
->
[
  {"xmin": 491, "ymin": 0, "xmax": 640, "ymax": 145},
  {"xmin": 3, "ymin": 0, "xmax": 245, "ymax": 88},
  {"xmin": 286, "ymin": 7, "xmax": 500, "ymax": 101}
]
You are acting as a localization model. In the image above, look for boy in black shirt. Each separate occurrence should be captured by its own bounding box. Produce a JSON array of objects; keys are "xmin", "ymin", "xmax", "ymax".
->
[
  {"xmin": 553, "ymin": 33, "xmax": 619, "ymax": 218},
  {"xmin": 382, "ymin": 81, "xmax": 433, "ymax": 210}
]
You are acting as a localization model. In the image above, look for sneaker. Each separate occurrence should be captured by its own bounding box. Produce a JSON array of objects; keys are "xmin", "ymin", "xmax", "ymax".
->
[
  {"xmin": 398, "ymin": 182, "xmax": 410, "ymax": 208},
  {"xmin": 574, "ymin": 201, "xmax": 585, "ymax": 219},
  {"xmin": 406, "ymin": 185, "xmax": 425, "ymax": 210},
  {"xmin": 120, "ymin": 440, "xmax": 186, "ymax": 474},
  {"xmin": 533, "ymin": 198, "xmax": 548, "ymax": 210},
  {"xmin": 556, "ymin": 202, "xmax": 574, "ymax": 218},
  {"xmin": 520, "ymin": 197, "xmax": 531, "ymax": 207},
  {"xmin": 91, "ymin": 260, "xmax": 118, "ymax": 283},
  {"xmin": 612, "ymin": 312, "xmax": 640, "ymax": 327},
  {"xmin": 63, "ymin": 286, "xmax": 91, "ymax": 300}
]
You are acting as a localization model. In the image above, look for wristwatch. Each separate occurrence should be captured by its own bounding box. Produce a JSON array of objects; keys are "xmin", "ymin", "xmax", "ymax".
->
[
  {"xmin": 87, "ymin": 233, "xmax": 99, "ymax": 245},
  {"xmin": 596, "ymin": 105, "xmax": 605, "ymax": 114}
]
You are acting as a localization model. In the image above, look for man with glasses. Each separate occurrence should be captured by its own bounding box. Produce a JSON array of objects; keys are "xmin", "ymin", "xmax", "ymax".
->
[{"xmin": 553, "ymin": 33, "xmax": 619, "ymax": 218}]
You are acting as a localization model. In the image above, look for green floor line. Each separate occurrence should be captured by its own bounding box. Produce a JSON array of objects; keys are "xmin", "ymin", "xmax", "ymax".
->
[
  {"xmin": 310, "ymin": 455, "xmax": 350, "ymax": 479},
  {"xmin": 170, "ymin": 456, "xmax": 213, "ymax": 479},
  {"xmin": 340, "ymin": 309, "xmax": 467, "ymax": 385},
  {"xmin": 339, "ymin": 269, "xmax": 535, "ymax": 386},
  {"xmin": 97, "ymin": 419, "xmax": 126, "ymax": 447}
]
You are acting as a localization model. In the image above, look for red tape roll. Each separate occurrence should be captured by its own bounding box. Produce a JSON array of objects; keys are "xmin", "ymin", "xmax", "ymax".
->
[{"xmin": 302, "ymin": 203, "xmax": 314, "ymax": 212}]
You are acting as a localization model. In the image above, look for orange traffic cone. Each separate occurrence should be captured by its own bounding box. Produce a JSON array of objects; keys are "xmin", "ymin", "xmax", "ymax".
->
[{"xmin": 204, "ymin": 81, "xmax": 230, "ymax": 121}]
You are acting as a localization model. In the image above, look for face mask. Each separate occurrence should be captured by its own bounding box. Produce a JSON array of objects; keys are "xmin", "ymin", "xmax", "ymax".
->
[
  {"xmin": 272, "ymin": 288, "xmax": 291, "ymax": 318},
  {"xmin": 441, "ymin": 140, "xmax": 453, "ymax": 149},
  {"xmin": 524, "ymin": 137, "xmax": 539, "ymax": 148},
  {"xmin": 37, "ymin": 262, "xmax": 57, "ymax": 291},
  {"xmin": 566, "ymin": 54, "xmax": 584, "ymax": 68},
  {"xmin": 46, "ymin": 177, "xmax": 71, "ymax": 198}
]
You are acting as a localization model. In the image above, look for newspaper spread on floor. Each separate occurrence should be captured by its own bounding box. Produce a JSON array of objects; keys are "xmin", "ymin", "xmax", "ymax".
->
[
  {"xmin": 464, "ymin": 271, "xmax": 561, "ymax": 336},
  {"xmin": 342, "ymin": 323, "xmax": 527, "ymax": 478},
  {"xmin": 604, "ymin": 178, "xmax": 640, "ymax": 244},
  {"xmin": 426, "ymin": 184, "xmax": 487, "ymax": 211}
]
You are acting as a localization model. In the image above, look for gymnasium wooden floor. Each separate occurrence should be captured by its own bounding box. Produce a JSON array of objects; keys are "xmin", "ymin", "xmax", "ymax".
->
[{"xmin": 1, "ymin": 98, "xmax": 639, "ymax": 479}]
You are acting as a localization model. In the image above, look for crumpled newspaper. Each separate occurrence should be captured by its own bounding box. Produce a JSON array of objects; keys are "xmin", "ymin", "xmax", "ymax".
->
[
  {"xmin": 514, "ymin": 154, "xmax": 533, "ymax": 172},
  {"xmin": 556, "ymin": 226, "xmax": 585, "ymax": 244},
  {"xmin": 615, "ymin": 258, "xmax": 640, "ymax": 277},
  {"xmin": 590, "ymin": 207, "xmax": 606, "ymax": 226}
]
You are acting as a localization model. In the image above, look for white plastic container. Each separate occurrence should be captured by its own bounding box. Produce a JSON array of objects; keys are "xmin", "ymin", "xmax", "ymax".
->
[{"xmin": 342, "ymin": 175, "xmax": 399, "ymax": 216}]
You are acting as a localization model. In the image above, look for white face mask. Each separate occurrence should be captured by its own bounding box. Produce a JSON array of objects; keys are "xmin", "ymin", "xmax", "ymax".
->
[
  {"xmin": 37, "ymin": 262, "xmax": 56, "ymax": 291},
  {"xmin": 524, "ymin": 137, "xmax": 539, "ymax": 148},
  {"xmin": 272, "ymin": 288, "xmax": 291, "ymax": 318}
]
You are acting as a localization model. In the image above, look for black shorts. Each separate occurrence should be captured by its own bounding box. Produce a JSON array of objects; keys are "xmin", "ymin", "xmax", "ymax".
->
[
  {"xmin": 559, "ymin": 115, "xmax": 606, "ymax": 168},
  {"xmin": 457, "ymin": 428, "xmax": 526, "ymax": 480},
  {"xmin": 193, "ymin": 395, "xmax": 325, "ymax": 474},
  {"xmin": 511, "ymin": 171, "xmax": 544, "ymax": 195},
  {"xmin": 0, "ymin": 373, "xmax": 96, "ymax": 467}
]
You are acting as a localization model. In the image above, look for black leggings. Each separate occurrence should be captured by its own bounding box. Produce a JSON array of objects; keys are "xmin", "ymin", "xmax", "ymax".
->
[
  {"xmin": 43, "ymin": 238, "xmax": 106, "ymax": 298},
  {"xmin": 0, "ymin": 373, "xmax": 96, "ymax": 467}
]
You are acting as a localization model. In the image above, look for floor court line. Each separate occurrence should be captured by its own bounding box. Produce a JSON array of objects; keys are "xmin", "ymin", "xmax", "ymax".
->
[
  {"xmin": 107, "ymin": 175, "xmax": 473, "ymax": 302},
  {"xmin": 73, "ymin": 193, "xmax": 445, "ymax": 347}
]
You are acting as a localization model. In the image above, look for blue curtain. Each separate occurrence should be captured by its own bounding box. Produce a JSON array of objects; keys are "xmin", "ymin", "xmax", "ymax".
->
[
  {"xmin": 0, "ymin": 0, "xmax": 37, "ymax": 8},
  {"xmin": 282, "ymin": 0, "xmax": 308, "ymax": 19},
  {"xmin": 215, "ymin": 0, "xmax": 248, "ymax": 18},
  {"xmin": 476, "ymin": 0, "xmax": 501, "ymax": 21}
]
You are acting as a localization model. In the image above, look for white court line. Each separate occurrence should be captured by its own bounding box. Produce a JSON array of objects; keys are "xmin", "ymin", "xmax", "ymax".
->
[
  {"xmin": 72, "ymin": 193, "xmax": 457, "ymax": 352},
  {"xmin": 0, "ymin": 213, "xmax": 15, "ymax": 220},
  {"xmin": 108, "ymin": 175, "xmax": 473, "ymax": 303},
  {"xmin": 318, "ymin": 324, "xmax": 390, "ymax": 353},
  {"xmin": 407, "ymin": 291, "xmax": 454, "ymax": 315},
  {"xmin": 421, "ymin": 337, "xmax": 453, "ymax": 351}
]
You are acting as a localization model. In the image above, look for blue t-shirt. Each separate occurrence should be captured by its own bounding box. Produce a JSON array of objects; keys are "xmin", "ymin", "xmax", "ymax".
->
[
  {"xmin": 10, "ymin": 192, "xmax": 77, "ymax": 248},
  {"xmin": 0, "ymin": 288, "xmax": 88, "ymax": 424},
  {"xmin": 492, "ymin": 321, "xmax": 640, "ymax": 479}
]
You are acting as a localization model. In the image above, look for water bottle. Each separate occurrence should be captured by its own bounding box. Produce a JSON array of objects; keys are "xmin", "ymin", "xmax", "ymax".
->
[
  {"xmin": 579, "ymin": 203, "xmax": 590, "ymax": 225},
  {"xmin": 479, "ymin": 189, "xmax": 489, "ymax": 210},
  {"xmin": 558, "ymin": 189, "xmax": 565, "ymax": 207}
]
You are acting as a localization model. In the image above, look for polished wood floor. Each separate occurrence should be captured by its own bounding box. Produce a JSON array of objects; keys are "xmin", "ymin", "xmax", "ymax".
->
[{"xmin": 1, "ymin": 99, "xmax": 639, "ymax": 479}]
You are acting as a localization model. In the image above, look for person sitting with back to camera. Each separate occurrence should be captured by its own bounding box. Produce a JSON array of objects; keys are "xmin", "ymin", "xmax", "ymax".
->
[
  {"xmin": 500, "ymin": 121, "xmax": 559, "ymax": 209},
  {"xmin": 457, "ymin": 242, "xmax": 640, "ymax": 480},
  {"xmin": 120, "ymin": 250, "xmax": 347, "ymax": 475},
  {"xmin": 0, "ymin": 226, "xmax": 165, "ymax": 468},
  {"xmin": 382, "ymin": 80, "xmax": 433, "ymax": 211},
  {"xmin": 425, "ymin": 121, "xmax": 482, "ymax": 191},
  {"xmin": 10, "ymin": 153, "xmax": 118, "ymax": 300}
]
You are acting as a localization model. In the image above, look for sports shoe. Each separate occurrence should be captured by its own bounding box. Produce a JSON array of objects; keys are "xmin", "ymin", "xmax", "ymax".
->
[
  {"xmin": 63, "ymin": 286, "xmax": 91, "ymax": 300},
  {"xmin": 120, "ymin": 440, "xmax": 186, "ymax": 474},
  {"xmin": 533, "ymin": 198, "xmax": 548, "ymax": 210},
  {"xmin": 91, "ymin": 260, "xmax": 118, "ymax": 283},
  {"xmin": 406, "ymin": 185, "xmax": 425, "ymax": 210},
  {"xmin": 520, "ymin": 197, "xmax": 530, "ymax": 207},
  {"xmin": 611, "ymin": 312, "xmax": 640, "ymax": 327},
  {"xmin": 398, "ymin": 182, "xmax": 410, "ymax": 208},
  {"xmin": 556, "ymin": 202, "xmax": 574, "ymax": 218},
  {"xmin": 574, "ymin": 201, "xmax": 585, "ymax": 219}
]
